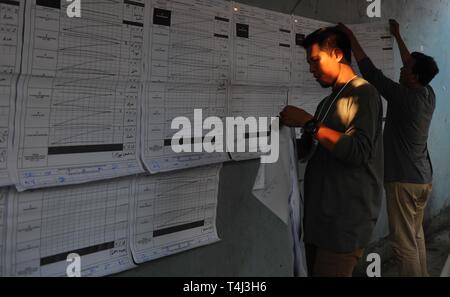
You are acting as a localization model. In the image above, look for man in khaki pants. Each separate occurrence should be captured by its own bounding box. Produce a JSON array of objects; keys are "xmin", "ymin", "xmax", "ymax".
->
[
  {"xmin": 339, "ymin": 20, "xmax": 439, "ymax": 276},
  {"xmin": 385, "ymin": 183, "xmax": 432, "ymax": 276}
]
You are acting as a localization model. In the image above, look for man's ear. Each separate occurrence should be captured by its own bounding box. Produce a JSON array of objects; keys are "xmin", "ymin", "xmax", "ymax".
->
[{"xmin": 332, "ymin": 48, "xmax": 345, "ymax": 63}]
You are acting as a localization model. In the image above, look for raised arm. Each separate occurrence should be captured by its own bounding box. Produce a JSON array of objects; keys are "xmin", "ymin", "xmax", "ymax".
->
[
  {"xmin": 337, "ymin": 22, "xmax": 408, "ymax": 103},
  {"xmin": 337, "ymin": 23, "xmax": 368, "ymax": 63},
  {"xmin": 390, "ymin": 19, "xmax": 411, "ymax": 66}
]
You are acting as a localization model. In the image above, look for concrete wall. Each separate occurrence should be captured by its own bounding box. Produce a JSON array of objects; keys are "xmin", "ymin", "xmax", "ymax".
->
[
  {"xmin": 119, "ymin": 0, "xmax": 450, "ymax": 276},
  {"xmin": 118, "ymin": 160, "xmax": 294, "ymax": 277}
]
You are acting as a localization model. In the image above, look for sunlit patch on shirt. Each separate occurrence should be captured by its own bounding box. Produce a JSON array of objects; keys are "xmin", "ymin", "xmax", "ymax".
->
[{"xmin": 336, "ymin": 96, "xmax": 359, "ymax": 131}]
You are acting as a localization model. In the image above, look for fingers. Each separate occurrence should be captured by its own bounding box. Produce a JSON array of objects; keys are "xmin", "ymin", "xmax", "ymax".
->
[
  {"xmin": 389, "ymin": 19, "xmax": 399, "ymax": 27},
  {"xmin": 337, "ymin": 22, "xmax": 348, "ymax": 30},
  {"xmin": 336, "ymin": 22, "xmax": 353, "ymax": 37},
  {"xmin": 279, "ymin": 106, "xmax": 306, "ymax": 127},
  {"xmin": 279, "ymin": 106, "xmax": 294, "ymax": 127},
  {"xmin": 279, "ymin": 109, "xmax": 287, "ymax": 125},
  {"xmin": 279, "ymin": 116, "xmax": 286, "ymax": 127},
  {"xmin": 278, "ymin": 114, "xmax": 288, "ymax": 127}
]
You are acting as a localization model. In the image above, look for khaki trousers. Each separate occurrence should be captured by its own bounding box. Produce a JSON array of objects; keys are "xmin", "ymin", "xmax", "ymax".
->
[{"xmin": 385, "ymin": 182, "xmax": 432, "ymax": 277}]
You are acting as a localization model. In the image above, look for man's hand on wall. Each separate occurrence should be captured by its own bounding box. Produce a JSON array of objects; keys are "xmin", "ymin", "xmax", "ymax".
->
[
  {"xmin": 337, "ymin": 22, "xmax": 355, "ymax": 40},
  {"xmin": 389, "ymin": 19, "xmax": 400, "ymax": 37}
]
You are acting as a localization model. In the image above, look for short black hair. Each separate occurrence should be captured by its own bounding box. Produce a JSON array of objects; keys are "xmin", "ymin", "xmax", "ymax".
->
[
  {"xmin": 302, "ymin": 26, "xmax": 352, "ymax": 64},
  {"xmin": 411, "ymin": 52, "xmax": 439, "ymax": 86}
]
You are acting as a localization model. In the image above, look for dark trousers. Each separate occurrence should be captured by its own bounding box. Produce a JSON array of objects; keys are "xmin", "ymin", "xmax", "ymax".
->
[{"xmin": 305, "ymin": 244, "xmax": 364, "ymax": 277}]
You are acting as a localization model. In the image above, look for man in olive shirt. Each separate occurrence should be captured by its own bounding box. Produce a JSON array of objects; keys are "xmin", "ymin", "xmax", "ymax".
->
[
  {"xmin": 339, "ymin": 20, "xmax": 439, "ymax": 277},
  {"xmin": 280, "ymin": 27, "xmax": 383, "ymax": 277}
]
